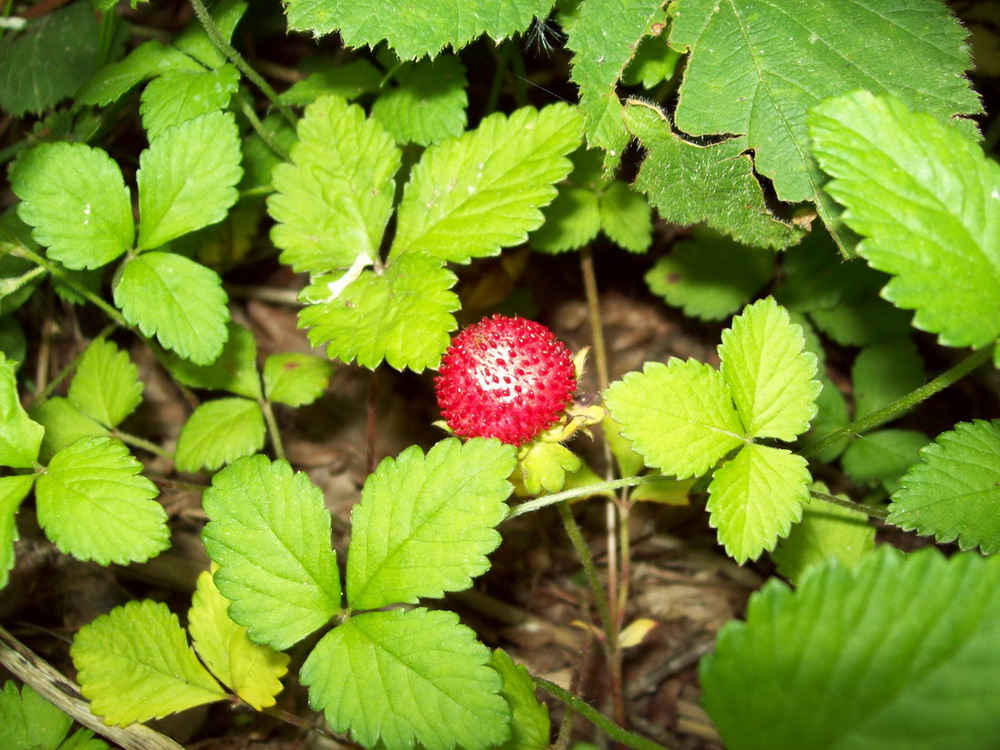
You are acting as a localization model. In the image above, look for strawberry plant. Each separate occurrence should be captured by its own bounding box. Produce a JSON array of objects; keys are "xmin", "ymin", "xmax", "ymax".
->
[{"xmin": 2, "ymin": 0, "xmax": 1000, "ymax": 748}]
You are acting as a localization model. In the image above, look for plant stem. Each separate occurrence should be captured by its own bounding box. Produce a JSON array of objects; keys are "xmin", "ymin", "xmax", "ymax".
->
[
  {"xmin": 113, "ymin": 429, "xmax": 174, "ymax": 461},
  {"xmin": 810, "ymin": 489, "xmax": 889, "ymax": 520},
  {"xmin": 801, "ymin": 344, "xmax": 994, "ymax": 459},
  {"xmin": 557, "ymin": 502, "xmax": 614, "ymax": 646},
  {"xmin": 506, "ymin": 474, "xmax": 672, "ymax": 519},
  {"xmin": 260, "ymin": 399, "xmax": 286, "ymax": 461},
  {"xmin": 234, "ymin": 90, "xmax": 290, "ymax": 161},
  {"xmin": 487, "ymin": 41, "xmax": 513, "ymax": 113},
  {"xmin": 533, "ymin": 676, "xmax": 675, "ymax": 750}
]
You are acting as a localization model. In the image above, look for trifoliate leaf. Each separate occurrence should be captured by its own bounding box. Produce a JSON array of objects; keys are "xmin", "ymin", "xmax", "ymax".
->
[
  {"xmin": 172, "ymin": 0, "xmax": 247, "ymax": 69},
  {"xmin": 707, "ymin": 443, "xmax": 810, "ymax": 563},
  {"xmin": 30, "ymin": 398, "xmax": 106, "ymax": 463},
  {"xmin": 851, "ymin": 339, "xmax": 925, "ymax": 421},
  {"xmin": 0, "ymin": 474, "xmax": 35, "ymax": 589},
  {"xmin": 76, "ymin": 40, "xmax": 204, "ymax": 107},
  {"xmin": 0, "ymin": 354, "xmax": 43, "ymax": 469},
  {"xmin": 803, "ymin": 377, "xmax": 850, "ymax": 463},
  {"xmin": 842, "ymin": 429, "xmax": 927, "ymax": 491},
  {"xmin": 371, "ymin": 56, "xmax": 468, "ymax": 146},
  {"xmin": 625, "ymin": 102, "xmax": 802, "ymax": 250},
  {"xmin": 645, "ymin": 230, "xmax": 774, "ymax": 321},
  {"xmin": 140, "ymin": 65, "xmax": 240, "ymax": 141},
  {"xmin": 268, "ymin": 95, "xmax": 400, "ymax": 274},
  {"xmin": 530, "ymin": 186, "xmax": 601, "ymax": 254},
  {"xmin": 72, "ymin": 600, "xmax": 225, "ymax": 726},
  {"xmin": 347, "ymin": 438, "xmax": 515, "ymax": 610},
  {"xmin": 163, "ymin": 322, "xmax": 261, "ymax": 400},
  {"xmin": 598, "ymin": 181, "xmax": 652, "ymax": 253},
  {"xmin": 35, "ymin": 437, "xmax": 167, "ymax": 565},
  {"xmin": 263, "ymin": 353, "xmax": 332, "ymax": 407},
  {"xmin": 299, "ymin": 251, "xmax": 459, "ymax": 372},
  {"xmin": 514, "ymin": 441, "xmax": 581, "ymax": 496},
  {"xmin": 810, "ymin": 91, "xmax": 997, "ymax": 349},
  {"xmin": 113, "ymin": 251, "xmax": 229, "ymax": 365},
  {"xmin": 277, "ymin": 59, "xmax": 382, "ymax": 106},
  {"xmin": 202, "ymin": 455, "xmax": 342, "ymax": 650},
  {"xmin": 284, "ymin": 0, "xmax": 553, "ymax": 60},
  {"xmin": 604, "ymin": 359, "xmax": 745, "ymax": 480},
  {"xmin": 0, "ymin": 680, "xmax": 73, "ymax": 750},
  {"xmin": 137, "ymin": 111, "xmax": 242, "ymax": 251},
  {"xmin": 188, "ymin": 569, "xmax": 289, "ymax": 710},
  {"xmin": 68, "ymin": 338, "xmax": 143, "ymax": 429},
  {"xmin": 701, "ymin": 547, "xmax": 1000, "ymax": 750},
  {"xmin": 771, "ymin": 491, "xmax": 875, "ymax": 585},
  {"xmin": 11, "ymin": 142, "xmax": 133, "ymax": 270},
  {"xmin": 392, "ymin": 104, "xmax": 582, "ymax": 264},
  {"xmin": 719, "ymin": 297, "xmax": 820, "ymax": 441},
  {"xmin": 490, "ymin": 649, "xmax": 550, "ymax": 750},
  {"xmin": 888, "ymin": 420, "xmax": 1000, "ymax": 555},
  {"xmin": 301, "ymin": 608, "xmax": 510, "ymax": 750},
  {"xmin": 175, "ymin": 398, "xmax": 265, "ymax": 473}
]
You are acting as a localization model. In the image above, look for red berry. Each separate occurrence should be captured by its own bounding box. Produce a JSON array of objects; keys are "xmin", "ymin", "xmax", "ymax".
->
[{"xmin": 435, "ymin": 315, "xmax": 577, "ymax": 446}]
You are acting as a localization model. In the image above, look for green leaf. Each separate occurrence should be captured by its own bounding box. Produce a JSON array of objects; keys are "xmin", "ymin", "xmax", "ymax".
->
[
  {"xmin": 490, "ymin": 649, "xmax": 550, "ymax": 750},
  {"xmin": 888, "ymin": 420, "xmax": 1000, "ymax": 555},
  {"xmin": 0, "ymin": 354, "xmax": 43, "ymax": 469},
  {"xmin": 201, "ymin": 455, "xmax": 342, "ymax": 650},
  {"xmin": 770, "ymin": 491, "xmax": 875, "ymax": 585},
  {"xmin": 68, "ymin": 338, "xmax": 143, "ymax": 429},
  {"xmin": 268, "ymin": 95, "xmax": 400, "ymax": 274},
  {"xmin": 707, "ymin": 443, "xmax": 810, "ymax": 563},
  {"xmin": 113, "ymin": 251, "xmax": 229, "ymax": 365},
  {"xmin": 56, "ymin": 728, "xmax": 108, "ymax": 750},
  {"xmin": 803, "ymin": 377, "xmax": 850, "ymax": 463},
  {"xmin": 140, "ymin": 65, "xmax": 240, "ymax": 141},
  {"xmin": 391, "ymin": 103, "xmax": 582, "ymax": 264},
  {"xmin": 775, "ymin": 229, "xmax": 857, "ymax": 314},
  {"xmin": 347, "ymin": 438, "xmax": 515, "ymax": 610},
  {"xmin": 810, "ymin": 91, "xmax": 997, "ymax": 349},
  {"xmin": 72, "ymin": 600, "xmax": 225, "ymax": 726},
  {"xmin": 173, "ymin": 0, "xmax": 247, "ymax": 68},
  {"xmin": 0, "ymin": 317, "xmax": 26, "ymax": 369},
  {"xmin": 163, "ymin": 322, "xmax": 261, "ymax": 400},
  {"xmin": 11, "ymin": 142, "xmax": 133, "ymax": 270},
  {"xmin": 0, "ymin": 680, "xmax": 73, "ymax": 750},
  {"xmin": 35, "ymin": 436, "xmax": 167, "ymax": 564},
  {"xmin": 669, "ymin": 0, "xmax": 981, "ymax": 247},
  {"xmin": 277, "ymin": 58, "xmax": 382, "ymax": 106},
  {"xmin": 842, "ymin": 429, "xmax": 927, "ymax": 490},
  {"xmin": 598, "ymin": 181, "xmax": 652, "ymax": 254},
  {"xmin": 284, "ymin": 0, "xmax": 553, "ymax": 59},
  {"xmin": 188, "ymin": 568, "xmax": 290, "ymax": 710},
  {"xmin": 263, "ymin": 353, "xmax": 332, "ymax": 407},
  {"xmin": 371, "ymin": 56, "xmax": 468, "ymax": 146},
  {"xmin": 604, "ymin": 358, "xmax": 745, "ymax": 480},
  {"xmin": 301, "ymin": 608, "xmax": 510, "ymax": 750},
  {"xmin": 299, "ymin": 251, "xmax": 459, "ymax": 372},
  {"xmin": 175, "ymin": 398, "xmax": 265, "ymax": 473},
  {"xmin": 719, "ymin": 297, "xmax": 820, "ymax": 441},
  {"xmin": 76, "ymin": 40, "xmax": 204, "ymax": 107},
  {"xmin": 851, "ymin": 340, "xmax": 924, "ymax": 421},
  {"xmin": 807, "ymin": 293, "xmax": 913, "ymax": 348},
  {"xmin": 701, "ymin": 547, "xmax": 1000, "ymax": 750},
  {"xmin": 623, "ymin": 34, "xmax": 682, "ymax": 89},
  {"xmin": 529, "ymin": 186, "xmax": 601, "ymax": 255},
  {"xmin": 0, "ymin": 3, "xmax": 101, "ymax": 116},
  {"xmin": 645, "ymin": 230, "xmax": 774, "ymax": 321},
  {"xmin": 0, "ymin": 475, "xmax": 35, "ymax": 589},
  {"xmin": 30, "ymin": 398, "xmax": 106, "ymax": 463},
  {"xmin": 137, "ymin": 111, "xmax": 242, "ymax": 251}
]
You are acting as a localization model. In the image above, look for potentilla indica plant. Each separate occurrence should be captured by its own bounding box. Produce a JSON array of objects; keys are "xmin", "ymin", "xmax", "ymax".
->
[{"xmin": 1, "ymin": 0, "xmax": 1000, "ymax": 748}]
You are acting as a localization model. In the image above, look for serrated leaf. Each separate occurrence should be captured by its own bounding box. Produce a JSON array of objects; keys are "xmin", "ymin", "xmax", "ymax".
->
[
  {"xmin": 392, "ymin": 104, "xmax": 582, "ymax": 264},
  {"xmin": 35, "ymin": 436, "xmax": 167, "ymax": 565},
  {"xmin": 268, "ymin": 95, "xmax": 400, "ymax": 274},
  {"xmin": 0, "ymin": 354, "xmax": 43, "ymax": 469},
  {"xmin": 68, "ymin": 338, "xmax": 143, "ymax": 429},
  {"xmin": 604, "ymin": 358, "xmax": 745, "ymax": 480},
  {"xmin": 514, "ymin": 441, "xmax": 581, "ymax": 496},
  {"xmin": 278, "ymin": 59, "xmax": 382, "ymax": 106},
  {"xmin": 372, "ymin": 56, "xmax": 468, "ymax": 146},
  {"xmin": 490, "ymin": 649, "xmax": 550, "ymax": 750},
  {"xmin": 810, "ymin": 91, "xmax": 997, "ymax": 349},
  {"xmin": 175, "ymin": 398, "xmax": 265, "ymax": 473},
  {"xmin": 188, "ymin": 569, "xmax": 289, "ymax": 710},
  {"xmin": 347, "ymin": 438, "xmax": 515, "ymax": 610},
  {"xmin": 842, "ymin": 429, "xmax": 927, "ymax": 490},
  {"xmin": 0, "ymin": 474, "xmax": 35, "ymax": 589},
  {"xmin": 645, "ymin": 230, "xmax": 774, "ymax": 321},
  {"xmin": 163, "ymin": 322, "xmax": 261, "ymax": 400},
  {"xmin": 30, "ymin": 398, "xmax": 106, "ymax": 463},
  {"xmin": 0, "ymin": 680, "xmax": 73, "ymax": 750},
  {"xmin": 623, "ymin": 34, "xmax": 682, "ymax": 89},
  {"xmin": 140, "ymin": 65, "xmax": 240, "ymax": 141},
  {"xmin": 72, "ymin": 600, "xmax": 225, "ymax": 726},
  {"xmin": 719, "ymin": 297, "xmax": 820, "ymax": 441},
  {"xmin": 598, "ymin": 181, "xmax": 652, "ymax": 253},
  {"xmin": 137, "ymin": 111, "xmax": 242, "ymax": 251},
  {"xmin": 201, "ymin": 455, "xmax": 342, "ymax": 649},
  {"xmin": 888, "ymin": 420, "xmax": 1000, "ymax": 555},
  {"xmin": 263, "ymin": 353, "xmax": 332, "ymax": 407},
  {"xmin": 707, "ymin": 443, "xmax": 810, "ymax": 563},
  {"xmin": 530, "ymin": 186, "xmax": 601, "ymax": 254},
  {"xmin": 284, "ymin": 0, "xmax": 553, "ymax": 60},
  {"xmin": 11, "ymin": 143, "xmax": 133, "ymax": 270},
  {"xmin": 301, "ymin": 608, "xmax": 510, "ymax": 750},
  {"xmin": 114, "ymin": 251, "xmax": 229, "ymax": 365},
  {"xmin": 76, "ymin": 40, "xmax": 204, "ymax": 106},
  {"xmin": 701, "ymin": 547, "xmax": 1000, "ymax": 749},
  {"xmin": 851, "ymin": 340, "xmax": 925, "ymax": 421},
  {"xmin": 173, "ymin": 0, "xmax": 247, "ymax": 69},
  {"xmin": 299, "ymin": 251, "xmax": 459, "ymax": 371}
]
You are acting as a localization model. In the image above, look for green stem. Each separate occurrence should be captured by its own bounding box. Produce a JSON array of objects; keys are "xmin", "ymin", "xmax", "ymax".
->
[
  {"xmin": 260, "ymin": 399, "xmax": 286, "ymax": 461},
  {"xmin": 113, "ymin": 429, "xmax": 174, "ymax": 461},
  {"xmin": 557, "ymin": 502, "xmax": 614, "ymax": 647},
  {"xmin": 188, "ymin": 0, "xmax": 297, "ymax": 127},
  {"xmin": 0, "ymin": 265, "xmax": 47, "ymax": 297},
  {"xmin": 509, "ymin": 44, "xmax": 529, "ymax": 107},
  {"xmin": 234, "ymin": 90, "xmax": 290, "ymax": 161},
  {"xmin": 506, "ymin": 474, "xmax": 671, "ymax": 519},
  {"xmin": 487, "ymin": 41, "xmax": 513, "ymax": 113},
  {"xmin": 810, "ymin": 490, "xmax": 889, "ymax": 520},
  {"xmin": 533, "ymin": 676, "xmax": 674, "ymax": 750},
  {"xmin": 801, "ymin": 345, "xmax": 994, "ymax": 459}
]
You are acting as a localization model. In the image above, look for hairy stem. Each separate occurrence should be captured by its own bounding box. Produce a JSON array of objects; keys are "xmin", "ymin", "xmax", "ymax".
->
[
  {"xmin": 260, "ymin": 399, "xmax": 286, "ymax": 461},
  {"xmin": 810, "ymin": 489, "xmax": 889, "ymax": 520},
  {"xmin": 234, "ymin": 90, "xmax": 290, "ymax": 161},
  {"xmin": 113, "ymin": 429, "xmax": 174, "ymax": 461},
  {"xmin": 557, "ymin": 502, "xmax": 614, "ymax": 647},
  {"xmin": 507, "ymin": 474, "xmax": 671, "ymax": 519}
]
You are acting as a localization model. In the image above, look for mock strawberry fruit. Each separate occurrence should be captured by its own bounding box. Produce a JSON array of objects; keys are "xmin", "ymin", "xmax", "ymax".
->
[{"xmin": 435, "ymin": 315, "xmax": 577, "ymax": 446}]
